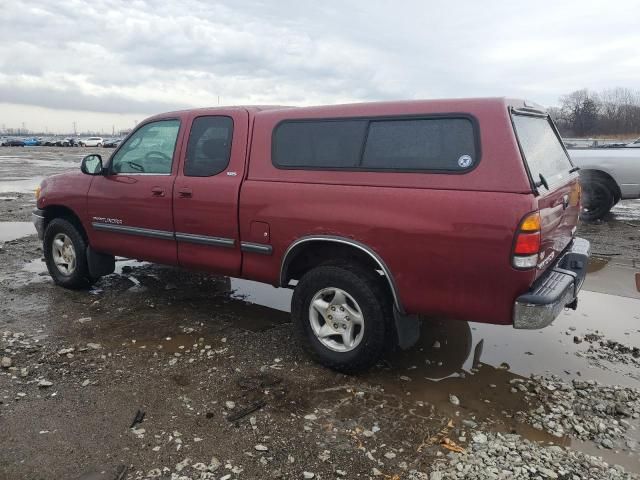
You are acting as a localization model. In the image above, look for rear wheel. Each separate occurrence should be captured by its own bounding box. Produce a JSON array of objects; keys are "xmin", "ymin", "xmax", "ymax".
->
[
  {"xmin": 580, "ymin": 177, "xmax": 614, "ymax": 221},
  {"xmin": 44, "ymin": 218, "xmax": 95, "ymax": 289},
  {"xmin": 292, "ymin": 263, "xmax": 391, "ymax": 373}
]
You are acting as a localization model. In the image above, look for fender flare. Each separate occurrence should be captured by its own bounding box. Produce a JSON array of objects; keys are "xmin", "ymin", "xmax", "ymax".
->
[{"xmin": 279, "ymin": 235, "xmax": 405, "ymax": 314}]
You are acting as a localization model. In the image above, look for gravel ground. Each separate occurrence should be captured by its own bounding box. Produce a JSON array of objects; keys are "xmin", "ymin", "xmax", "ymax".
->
[
  {"xmin": 513, "ymin": 376, "xmax": 640, "ymax": 450},
  {"xmin": 1, "ymin": 146, "xmax": 640, "ymax": 479},
  {"xmin": 431, "ymin": 432, "xmax": 639, "ymax": 479}
]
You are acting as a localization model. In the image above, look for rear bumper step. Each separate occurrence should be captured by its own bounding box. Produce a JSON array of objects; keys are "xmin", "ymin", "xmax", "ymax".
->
[{"xmin": 513, "ymin": 237, "xmax": 590, "ymax": 329}]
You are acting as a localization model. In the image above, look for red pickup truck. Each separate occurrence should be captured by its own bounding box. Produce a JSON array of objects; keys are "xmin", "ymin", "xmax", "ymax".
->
[{"xmin": 33, "ymin": 98, "xmax": 590, "ymax": 372}]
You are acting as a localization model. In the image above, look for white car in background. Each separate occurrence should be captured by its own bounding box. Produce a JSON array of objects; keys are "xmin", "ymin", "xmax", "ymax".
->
[
  {"xmin": 79, "ymin": 137, "xmax": 104, "ymax": 147},
  {"xmin": 569, "ymin": 147, "xmax": 640, "ymax": 220}
]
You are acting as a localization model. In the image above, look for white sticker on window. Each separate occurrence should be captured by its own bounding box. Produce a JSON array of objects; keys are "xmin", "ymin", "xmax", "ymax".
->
[{"xmin": 458, "ymin": 155, "xmax": 473, "ymax": 168}]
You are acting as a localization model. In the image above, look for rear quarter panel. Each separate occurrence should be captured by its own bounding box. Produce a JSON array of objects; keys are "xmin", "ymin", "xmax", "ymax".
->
[
  {"xmin": 240, "ymin": 182, "xmax": 536, "ymax": 324},
  {"xmin": 240, "ymin": 99, "xmax": 538, "ymax": 324}
]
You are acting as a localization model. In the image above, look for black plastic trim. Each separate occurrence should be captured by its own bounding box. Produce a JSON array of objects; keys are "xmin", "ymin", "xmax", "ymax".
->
[
  {"xmin": 240, "ymin": 242, "xmax": 273, "ymax": 255},
  {"xmin": 91, "ymin": 222, "xmax": 174, "ymax": 240},
  {"xmin": 175, "ymin": 232, "xmax": 235, "ymax": 248}
]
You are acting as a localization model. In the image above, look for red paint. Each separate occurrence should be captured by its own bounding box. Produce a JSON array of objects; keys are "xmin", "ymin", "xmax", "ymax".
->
[{"xmin": 37, "ymin": 98, "xmax": 580, "ymax": 326}]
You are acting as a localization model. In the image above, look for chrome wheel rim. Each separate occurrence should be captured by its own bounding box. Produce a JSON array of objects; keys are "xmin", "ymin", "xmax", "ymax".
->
[
  {"xmin": 309, "ymin": 287, "xmax": 365, "ymax": 352},
  {"xmin": 51, "ymin": 233, "xmax": 76, "ymax": 276}
]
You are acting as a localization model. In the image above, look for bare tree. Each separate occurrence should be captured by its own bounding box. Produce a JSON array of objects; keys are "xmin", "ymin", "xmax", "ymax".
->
[
  {"xmin": 554, "ymin": 87, "xmax": 640, "ymax": 137},
  {"xmin": 559, "ymin": 89, "xmax": 600, "ymax": 136}
]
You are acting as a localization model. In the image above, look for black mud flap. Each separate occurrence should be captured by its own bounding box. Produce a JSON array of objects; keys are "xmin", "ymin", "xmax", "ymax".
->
[
  {"xmin": 87, "ymin": 246, "xmax": 115, "ymax": 279},
  {"xmin": 393, "ymin": 307, "xmax": 421, "ymax": 350}
]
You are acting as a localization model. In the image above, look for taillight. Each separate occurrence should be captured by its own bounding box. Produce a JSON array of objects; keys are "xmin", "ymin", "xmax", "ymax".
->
[{"xmin": 512, "ymin": 211, "xmax": 541, "ymax": 269}]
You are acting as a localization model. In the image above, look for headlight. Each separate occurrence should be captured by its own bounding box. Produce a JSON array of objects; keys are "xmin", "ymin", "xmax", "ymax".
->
[{"xmin": 35, "ymin": 185, "xmax": 41, "ymax": 200}]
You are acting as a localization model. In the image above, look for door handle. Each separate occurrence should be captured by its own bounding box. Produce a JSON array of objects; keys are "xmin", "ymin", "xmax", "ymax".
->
[
  {"xmin": 178, "ymin": 187, "xmax": 193, "ymax": 198},
  {"xmin": 151, "ymin": 187, "xmax": 165, "ymax": 197}
]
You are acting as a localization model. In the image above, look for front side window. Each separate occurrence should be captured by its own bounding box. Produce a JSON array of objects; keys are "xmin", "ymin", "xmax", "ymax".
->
[
  {"xmin": 272, "ymin": 116, "xmax": 478, "ymax": 172},
  {"xmin": 111, "ymin": 120, "xmax": 180, "ymax": 174},
  {"xmin": 184, "ymin": 116, "xmax": 233, "ymax": 177}
]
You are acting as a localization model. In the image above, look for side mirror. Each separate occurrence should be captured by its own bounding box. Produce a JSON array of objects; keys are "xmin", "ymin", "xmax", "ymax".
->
[{"xmin": 81, "ymin": 154, "xmax": 103, "ymax": 175}]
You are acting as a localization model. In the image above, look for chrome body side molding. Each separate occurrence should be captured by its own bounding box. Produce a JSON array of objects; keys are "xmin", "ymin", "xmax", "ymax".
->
[
  {"xmin": 91, "ymin": 222, "xmax": 174, "ymax": 240},
  {"xmin": 175, "ymin": 232, "xmax": 235, "ymax": 248},
  {"xmin": 92, "ymin": 223, "xmax": 236, "ymax": 248},
  {"xmin": 240, "ymin": 241, "xmax": 273, "ymax": 255}
]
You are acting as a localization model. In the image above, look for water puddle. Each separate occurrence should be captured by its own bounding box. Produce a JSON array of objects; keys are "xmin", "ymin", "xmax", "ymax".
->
[
  {"xmin": 612, "ymin": 199, "xmax": 640, "ymax": 222},
  {"xmin": 0, "ymin": 221, "xmax": 35, "ymax": 242},
  {"xmin": 230, "ymin": 277, "xmax": 291, "ymax": 312},
  {"xmin": 585, "ymin": 255, "xmax": 640, "ymax": 300},
  {"xmin": 0, "ymin": 176, "xmax": 44, "ymax": 194}
]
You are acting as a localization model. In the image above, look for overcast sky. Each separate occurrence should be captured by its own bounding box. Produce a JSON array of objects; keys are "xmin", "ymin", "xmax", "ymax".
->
[{"xmin": 1, "ymin": 0, "xmax": 639, "ymax": 134}]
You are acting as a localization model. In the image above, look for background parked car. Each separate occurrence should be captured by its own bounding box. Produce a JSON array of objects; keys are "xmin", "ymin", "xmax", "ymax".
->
[
  {"xmin": 78, "ymin": 137, "xmax": 104, "ymax": 147},
  {"xmin": 569, "ymin": 148, "xmax": 640, "ymax": 220},
  {"xmin": 103, "ymin": 138, "xmax": 122, "ymax": 148},
  {"xmin": 22, "ymin": 138, "xmax": 39, "ymax": 146},
  {"xmin": 2, "ymin": 138, "xmax": 26, "ymax": 147}
]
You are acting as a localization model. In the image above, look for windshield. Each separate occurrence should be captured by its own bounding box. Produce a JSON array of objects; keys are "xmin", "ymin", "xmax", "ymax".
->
[{"xmin": 512, "ymin": 114, "xmax": 573, "ymax": 188}]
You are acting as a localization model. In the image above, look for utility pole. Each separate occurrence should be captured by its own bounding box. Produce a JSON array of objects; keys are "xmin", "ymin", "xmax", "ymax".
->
[{"xmin": 73, "ymin": 121, "xmax": 77, "ymax": 135}]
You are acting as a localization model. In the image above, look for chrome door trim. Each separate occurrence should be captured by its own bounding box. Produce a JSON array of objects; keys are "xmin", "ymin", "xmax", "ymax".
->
[
  {"xmin": 92, "ymin": 223, "xmax": 238, "ymax": 249},
  {"xmin": 280, "ymin": 235, "xmax": 404, "ymax": 313},
  {"xmin": 240, "ymin": 241, "xmax": 273, "ymax": 255},
  {"xmin": 91, "ymin": 222, "xmax": 175, "ymax": 240},
  {"xmin": 175, "ymin": 232, "xmax": 235, "ymax": 248}
]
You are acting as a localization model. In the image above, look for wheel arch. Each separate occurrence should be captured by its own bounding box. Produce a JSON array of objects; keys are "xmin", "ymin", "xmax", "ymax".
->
[
  {"xmin": 42, "ymin": 205, "xmax": 88, "ymax": 241},
  {"xmin": 280, "ymin": 235, "xmax": 405, "ymax": 314},
  {"xmin": 579, "ymin": 168, "xmax": 622, "ymax": 202}
]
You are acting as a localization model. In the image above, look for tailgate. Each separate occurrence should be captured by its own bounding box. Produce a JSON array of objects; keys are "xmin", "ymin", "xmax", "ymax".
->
[
  {"xmin": 536, "ymin": 177, "xmax": 581, "ymax": 278},
  {"xmin": 511, "ymin": 110, "xmax": 581, "ymax": 279}
]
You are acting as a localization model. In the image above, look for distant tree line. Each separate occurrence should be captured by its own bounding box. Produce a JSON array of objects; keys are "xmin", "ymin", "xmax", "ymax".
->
[{"xmin": 548, "ymin": 88, "xmax": 640, "ymax": 137}]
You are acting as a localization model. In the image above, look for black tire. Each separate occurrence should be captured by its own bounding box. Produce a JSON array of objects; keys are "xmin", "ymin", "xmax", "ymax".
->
[
  {"xmin": 43, "ymin": 218, "xmax": 95, "ymax": 289},
  {"xmin": 580, "ymin": 177, "xmax": 614, "ymax": 221},
  {"xmin": 292, "ymin": 263, "xmax": 392, "ymax": 373},
  {"xmin": 612, "ymin": 190, "xmax": 621, "ymax": 206}
]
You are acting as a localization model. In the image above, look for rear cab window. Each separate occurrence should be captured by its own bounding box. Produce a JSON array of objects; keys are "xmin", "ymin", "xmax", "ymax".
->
[
  {"xmin": 511, "ymin": 113, "xmax": 574, "ymax": 190},
  {"xmin": 184, "ymin": 116, "xmax": 234, "ymax": 177},
  {"xmin": 273, "ymin": 116, "xmax": 479, "ymax": 173}
]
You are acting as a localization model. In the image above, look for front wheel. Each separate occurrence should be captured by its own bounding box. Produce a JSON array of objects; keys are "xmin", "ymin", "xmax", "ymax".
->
[
  {"xmin": 44, "ymin": 218, "xmax": 95, "ymax": 289},
  {"xmin": 291, "ymin": 264, "xmax": 391, "ymax": 373}
]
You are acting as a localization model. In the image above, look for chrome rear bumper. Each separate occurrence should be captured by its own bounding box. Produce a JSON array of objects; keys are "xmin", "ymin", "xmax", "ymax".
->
[{"xmin": 513, "ymin": 237, "xmax": 590, "ymax": 329}]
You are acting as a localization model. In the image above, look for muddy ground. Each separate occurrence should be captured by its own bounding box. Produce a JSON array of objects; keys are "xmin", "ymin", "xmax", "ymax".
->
[{"xmin": 1, "ymin": 146, "xmax": 640, "ymax": 479}]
